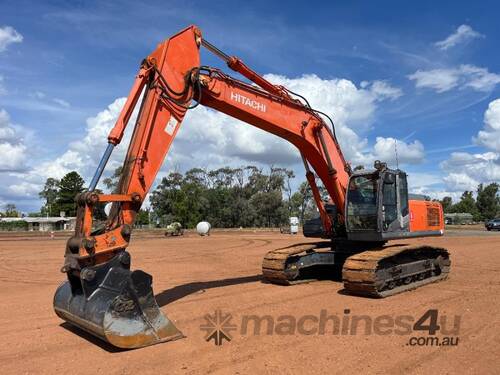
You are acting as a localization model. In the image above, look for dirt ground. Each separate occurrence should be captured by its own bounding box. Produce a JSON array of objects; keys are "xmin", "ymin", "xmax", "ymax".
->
[{"xmin": 0, "ymin": 228, "xmax": 499, "ymax": 374}]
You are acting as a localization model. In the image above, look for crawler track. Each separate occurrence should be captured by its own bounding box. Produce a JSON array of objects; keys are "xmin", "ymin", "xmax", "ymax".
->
[
  {"xmin": 262, "ymin": 242, "xmax": 336, "ymax": 285},
  {"xmin": 263, "ymin": 242, "xmax": 451, "ymax": 297},
  {"xmin": 342, "ymin": 244, "xmax": 450, "ymax": 297}
]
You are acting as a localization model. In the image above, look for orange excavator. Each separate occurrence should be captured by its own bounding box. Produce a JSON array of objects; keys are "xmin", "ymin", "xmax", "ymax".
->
[{"xmin": 53, "ymin": 26, "xmax": 450, "ymax": 349}]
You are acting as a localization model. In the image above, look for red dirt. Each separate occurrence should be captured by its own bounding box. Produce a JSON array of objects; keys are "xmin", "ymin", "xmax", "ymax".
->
[{"xmin": 0, "ymin": 230, "xmax": 499, "ymax": 374}]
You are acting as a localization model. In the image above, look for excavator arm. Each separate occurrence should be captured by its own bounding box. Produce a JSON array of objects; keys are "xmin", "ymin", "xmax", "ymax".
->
[
  {"xmin": 63, "ymin": 25, "xmax": 350, "ymax": 270},
  {"xmin": 55, "ymin": 25, "xmax": 351, "ymax": 349}
]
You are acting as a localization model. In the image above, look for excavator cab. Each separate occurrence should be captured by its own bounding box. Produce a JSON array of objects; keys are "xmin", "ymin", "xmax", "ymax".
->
[
  {"xmin": 345, "ymin": 161, "xmax": 407, "ymax": 240},
  {"xmin": 345, "ymin": 161, "xmax": 442, "ymax": 242}
]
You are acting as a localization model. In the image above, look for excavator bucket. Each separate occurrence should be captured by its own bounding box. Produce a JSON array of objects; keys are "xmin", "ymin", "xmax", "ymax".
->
[{"xmin": 53, "ymin": 251, "xmax": 183, "ymax": 349}]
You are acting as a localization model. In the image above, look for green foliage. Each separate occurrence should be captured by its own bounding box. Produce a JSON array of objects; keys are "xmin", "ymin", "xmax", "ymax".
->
[
  {"xmin": 290, "ymin": 181, "xmax": 315, "ymax": 222},
  {"xmin": 102, "ymin": 166, "xmax": 123, "ymax": 193},
  {"xmin": 446, "ymin": 183, "xmax": 500, "ymax": 221},
  {"xmin": 476, "ymin": 183, "xmax": 499, "ymax": 220},
  {"xmin": 150, "ymin": 166, "xmax": 295, "ymax": 228},
  {"xmin": 450, "ymin": 191, "xmax": 480, "ymax": 220},
  {"xmin": 3, "ymin": 203, "xmax": 20, "ymax": 217},
  {"xmin": 135, "ymin": 209, "xmax": 150, "ymax": 226},
  {"xmin": 439, "ymin": 196, "xmax": 453, "ymax": 213},
  {"xmin": 420, "ymin": 183, "xmax": 499, "ymax": 222},
  {"xmin": 39, "ymin": 177, "xmax": 59, "ymax": 216},
  {"xmin": 52, "ymin": 171, "xmax": 86, "ymax": 217},
  {"xmin": 0, "ymin": 220, "xmax": 28, "ymax": 231},
  {"xmin": 33, "ymin": 163, "xmax": 500, "ymax": 230}
]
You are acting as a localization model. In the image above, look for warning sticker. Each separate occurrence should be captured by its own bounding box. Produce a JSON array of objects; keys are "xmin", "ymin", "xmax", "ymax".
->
[{"xmin": 165, "ymin": 117, "xmax": 178, "ymax": 135}]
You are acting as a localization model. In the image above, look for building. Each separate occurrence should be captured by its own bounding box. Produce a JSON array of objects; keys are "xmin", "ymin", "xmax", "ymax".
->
[
  {"xmin": 444, "ymin": 213, "xmax": 474, "ymax": 225},
  {"xmin": 0, "ymin": 217, "xmax": 76, "ymax": 231}
]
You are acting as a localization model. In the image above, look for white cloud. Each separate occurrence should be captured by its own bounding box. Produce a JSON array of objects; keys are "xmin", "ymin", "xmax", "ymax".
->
[
  {"xmin": 442, "ymin": 172, "xmax": 479, "ymax": 192},
  {"xmin": 408, "ymin": 68, "xmax": 460, "ymax": 93},
  {"xmin": 460, "ymin": 65, "xmax": 500, "ymax": 91},
  {"xmin": 28, "ymin": 91, "xmax": 71, "ymax": 109},
  {"xmin": 175, "ymin": 74, "xmax": 406, "ymax": 169},
  {"xmin": 0, "ymin": 109, "xmax": 16, "ymax": 141},
  {"xmin": 435, "ymin": 24, "xmax": 483, "ymax": 51},
  {"xmin": 408, "ymin": 65, "xmax": 500, "ymax": 93},
  {"xmin": 0, "ymin": 25, "xmax": 23, "ymax": 52},
  {"xmin": 1, "ymin": 74, "xmax": 410, "ymax": 209},
  {"xmin": 474, "ymin": 99, "xmax": 500, "ymax": 152},
  {"xmin": 53, "ymin": 98, "xmax": 70, "ymax": 108},
  {"xmin": 0, "ymin": 109, "xmax": 27, "ymax": 172},
  {"xmin": 0, "ymin": 98, "xmax": 131, "ymax": 212},
  {"xmin": 360, "ymin": 80, "xmax": 403, "ymax": 101},
  {"xmin": 405, "ymin": 172, "xmax": 462, "ymax": 201},
  {"xmin": 3, "ymin": 98, "xmax": 134, "ymax": 199},
  {"xmin": 424, "ymin": 97, "xmax": 500, "ymax": 195},
  {"xmin": 440, "ymin": 151, "xmax": 500, "ymax": 192},
  {"xmin": 370, "ymin": 137, "xmax": 425, "ymax": 165},
  {"xmin": 0, "ymin": 142, "xmax": 26, "ymax": 171},
  {"xmin": 6, "ymin": 182, "xmax": 40, "ymax": 198},
  {"xmin": 439, "ymin": 98, "xmax": 500, "ymax": 192}
]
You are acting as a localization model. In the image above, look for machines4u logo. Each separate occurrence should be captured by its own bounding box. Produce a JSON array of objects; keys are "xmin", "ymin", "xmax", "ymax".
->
[
  {"xmin": 200, "ymin": 310, "xmax": 237, "ymax": 346},
  {"xmin": 200, "ymin": 308, "xmax": 460, "ymax": 347}
]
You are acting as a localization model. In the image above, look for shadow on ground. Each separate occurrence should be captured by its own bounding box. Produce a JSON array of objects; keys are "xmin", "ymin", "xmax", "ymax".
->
[
  {"xmin": 59, "ymin": 322, "xmax": 127, "ymax": 353},
  {"xmin": 155, "ymin": 274, "xmax": 263, "ymax": 307}
]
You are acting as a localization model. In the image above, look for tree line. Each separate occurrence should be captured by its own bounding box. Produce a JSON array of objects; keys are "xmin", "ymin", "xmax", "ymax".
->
[
  {"xmin": 149, "ymin": 166, "xmax": 317, "ymax": 228},
  {"xmin": 2, "ymin": 169, "xmax": 499, "ymax": 227},
  {"xmin": 2, "ymin": 166, "xmax": 318, "ymax": 228}
]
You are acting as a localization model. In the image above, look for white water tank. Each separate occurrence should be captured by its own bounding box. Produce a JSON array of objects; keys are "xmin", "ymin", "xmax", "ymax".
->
[
  {"xmin": 196, "ymin": 221, "xmax": 211, "ymax": 236},
  {"xmin": 290, "ymin": 216, "xmax": 299, "ymax": 234}
]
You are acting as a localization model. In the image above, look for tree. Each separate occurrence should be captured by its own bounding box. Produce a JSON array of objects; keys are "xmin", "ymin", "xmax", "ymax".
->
[
  {"xmin": 290, "ymin": 181, "xmax": 313, "ymax": 223},
  {"xmin": 53, "ymin": 171, "xmax": 86, "ymax": 217},
  {"xmin": 39, "ymin": 177, "xmax": 59, "ymax": 216},
  {"xmin": 451, "ymin": 191, "xmax": 480, "ymax": 220},
  {"xmin": 102, "ymin": 166, "xmax": 123, "ymax": 193},
  {"xmin": 150, "ymin": 165, "xmax": 290, "ymax": 228},
  {"xmin": 3, "ymin": 204, "xmax": 20, "ymax": 217},
  {"xmin": 440, "ymin": 196, "xmax": 453, "ymax": 213},
  {"xmin": 250, "ymin": 190, "xmax": 287, "ymax": 227},
  {"xmin": 150, "ymin": 172, "xmax": 185, "ymax": 225},
  {"xmin": 135, "ymin": 209, "xmax": 150, "ymax": 226},
  {"xmin": 274, "ymin": 168, "xmax": 295, "ymax": 217},
  {"xmin": 476, "ymin": 183, "xmax": 499, "ymax": 220}
]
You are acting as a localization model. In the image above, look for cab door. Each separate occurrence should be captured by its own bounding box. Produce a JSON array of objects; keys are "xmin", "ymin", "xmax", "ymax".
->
[{"xmin": 380, "ymin": 171, "xmax": 409, "ymax": 234}]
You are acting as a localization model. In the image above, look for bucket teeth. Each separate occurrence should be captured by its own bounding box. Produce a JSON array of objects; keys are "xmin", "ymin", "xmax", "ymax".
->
[{"xmin": 53, "ymin": 251, "xmax": 183, "ymax": 349}]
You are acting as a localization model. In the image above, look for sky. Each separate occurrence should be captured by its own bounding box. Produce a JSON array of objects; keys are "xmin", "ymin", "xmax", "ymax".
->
[{"xmin": 0, "ymin": 0, "xmax": 499, "ymax": 213}]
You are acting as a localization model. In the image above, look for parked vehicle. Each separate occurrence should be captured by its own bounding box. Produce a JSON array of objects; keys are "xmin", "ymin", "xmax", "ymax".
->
[
  {"xmin": 485, "ymin": 218, "xmax": 500, "ymax": 231},
  {"xmin": 165, "ymin": 222, "xmax": 184, "ymax": 236}
]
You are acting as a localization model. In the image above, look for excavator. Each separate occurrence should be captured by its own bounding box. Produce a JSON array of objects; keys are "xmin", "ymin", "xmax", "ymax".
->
[{"xmin": 53, "ymin": 25, "xmax": 450, "ymax": 349}]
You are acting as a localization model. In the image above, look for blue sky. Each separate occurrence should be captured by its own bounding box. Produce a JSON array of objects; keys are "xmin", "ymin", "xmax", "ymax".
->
[{"xmin": 1, "ymin": 0, "xmax": 499, "ymax": 213}]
